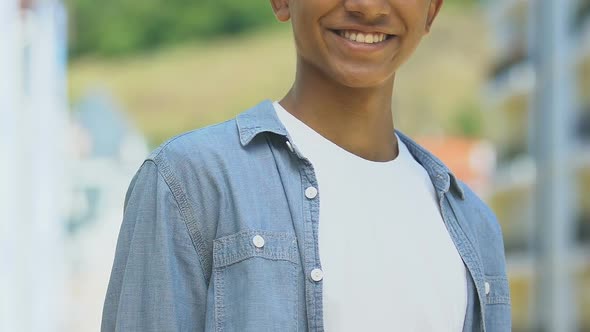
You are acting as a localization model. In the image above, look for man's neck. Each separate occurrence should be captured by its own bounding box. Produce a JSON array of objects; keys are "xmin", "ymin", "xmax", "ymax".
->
[{"xmin": 279, "ymin": 60, "xmax": 399, "ymax": 162}]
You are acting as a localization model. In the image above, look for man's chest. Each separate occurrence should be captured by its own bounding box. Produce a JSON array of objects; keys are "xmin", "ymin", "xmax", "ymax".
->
[{"xmin": 313, "ymin": 161, "xmax": 468, "ymax": 331}]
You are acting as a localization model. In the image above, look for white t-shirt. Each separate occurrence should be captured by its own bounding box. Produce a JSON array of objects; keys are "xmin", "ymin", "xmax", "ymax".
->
[{"xmin": 273, "ymin": 101, "xmax": 468, "ymax": 332}]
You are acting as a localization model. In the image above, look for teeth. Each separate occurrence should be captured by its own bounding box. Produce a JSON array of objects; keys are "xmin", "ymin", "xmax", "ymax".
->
[{"xmin": 339, "ymin": 30, "xmax": 388, "ymax": 44}]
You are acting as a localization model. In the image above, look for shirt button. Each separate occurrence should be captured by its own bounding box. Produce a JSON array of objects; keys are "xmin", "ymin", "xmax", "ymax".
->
[
  {"xmin": 305, "ymin": 186, "xmax": 318, "ymax": 199},
  {"xmin": 252, "ymin": 235, "xmax": 265, "ymax": 248},
  {"xmin": 484, "ymin": 281, "xmax": 491, "ymax": 295},
  {"xmin": 310, "ymin": 268, "xmax": 324, "ymax": 282},
  {"xmin": 285, "ymin": 140, "xmax": 294, "ymax": 153}
]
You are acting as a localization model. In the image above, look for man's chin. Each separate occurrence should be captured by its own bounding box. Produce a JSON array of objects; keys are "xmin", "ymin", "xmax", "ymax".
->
[{"xmin": 331, "ymin": 70, "xmax": 394, "ymax": 89}]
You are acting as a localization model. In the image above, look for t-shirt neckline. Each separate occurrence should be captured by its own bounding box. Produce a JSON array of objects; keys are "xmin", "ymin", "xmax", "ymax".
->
[{"xmin": 273, "ymin": 101, "xmax": 409, "ymax": 168}]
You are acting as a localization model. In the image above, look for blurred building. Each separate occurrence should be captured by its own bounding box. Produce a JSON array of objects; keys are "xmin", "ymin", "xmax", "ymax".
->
[
  {"xmin": 0, "ymin": 1, "xmax": 148, "ymax": 331},
  {"xmin": 485, "ymin": 0, "xmax": 590, "ymax": 330},
  {"xmin": 0, "ymin": 0, "xmax": 69, "ymax": 331},
  {"xmin": 65, "ymin": 91, "xmax": 148, "ymax": 332},
  {"xmin": 417, "ymin": 136, "xmax": 497, "ymax": 196}
]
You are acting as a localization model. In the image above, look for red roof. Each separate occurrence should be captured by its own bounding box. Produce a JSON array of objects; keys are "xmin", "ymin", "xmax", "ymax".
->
[{"xmin": 415, "ymin": 136, "xmax": 496, "ymax": 195}]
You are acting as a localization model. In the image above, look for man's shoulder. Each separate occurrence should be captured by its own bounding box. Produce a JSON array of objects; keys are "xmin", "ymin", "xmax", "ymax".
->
[
  {"xmin": 453, "ymin": 178, "xmax": 508, "ymax": 268},
  {"xmin": 455, "ymin": 179, "xmax": 502, "ymax": 232},
  {"xmin": 400, "ymin": 131, "xmax": 506, "ymax": 250},
  {"xmin": 398, "ymin": 130, "xmax": 499, "ymax": 225},
  {"xmin": 144, "ymin": 99, "xmax": 277, "ymax": 168},
  {"xmin": 147, "ymin": 117, "xmax": 238, "ymax": 164}
]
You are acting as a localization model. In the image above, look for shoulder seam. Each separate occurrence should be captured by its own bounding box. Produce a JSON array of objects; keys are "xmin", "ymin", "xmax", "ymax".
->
[{"xmin": 148, "ymin": 156, "xmax": 213, "ymax": 286}]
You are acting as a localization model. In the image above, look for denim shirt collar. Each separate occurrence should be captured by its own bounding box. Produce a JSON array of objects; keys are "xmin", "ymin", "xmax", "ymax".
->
[{"xmin": 236, "ymin": 99, "xmax": 465, "ymax": 200}]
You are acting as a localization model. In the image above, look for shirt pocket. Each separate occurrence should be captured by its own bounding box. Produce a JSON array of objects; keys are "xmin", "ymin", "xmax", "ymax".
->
[
  {"xmin": 483, "ymin": 275, "xmax": 512, "ymax": 332},
  {"xmin": 212, "ymin": 229, "xmax": 299, "ymax": 332}
]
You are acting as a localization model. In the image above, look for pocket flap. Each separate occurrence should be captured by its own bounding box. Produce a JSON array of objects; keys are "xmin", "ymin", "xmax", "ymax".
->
[{"xmin": 213, "ymin": 230, "xmax": 299, "ymax": 268}]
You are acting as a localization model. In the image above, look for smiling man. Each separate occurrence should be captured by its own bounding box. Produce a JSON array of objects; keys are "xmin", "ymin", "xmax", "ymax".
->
[{"xmin": 102, "ymin": 1, "xmax": 511, "ymax": 331}]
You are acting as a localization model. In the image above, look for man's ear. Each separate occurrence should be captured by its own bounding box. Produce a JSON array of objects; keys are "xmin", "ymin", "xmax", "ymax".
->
[
  {"xmin": 425, "ymin": 0, "xmax": 443, "ymax": 34},
  {"xmin": 270, "ymin": 0, "xmax": 291, "ymax": 22}
]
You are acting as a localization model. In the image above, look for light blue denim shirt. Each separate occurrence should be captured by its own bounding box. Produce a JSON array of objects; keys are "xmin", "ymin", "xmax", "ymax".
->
[{"xmin": 101, "ymin": 99, "xmax": 511, "ymax": 332}]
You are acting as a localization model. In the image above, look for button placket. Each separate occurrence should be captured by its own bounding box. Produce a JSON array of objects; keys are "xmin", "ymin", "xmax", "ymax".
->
[{"xmin": 292, "ymin": 151, "xmax": 324, "ymax": 330}]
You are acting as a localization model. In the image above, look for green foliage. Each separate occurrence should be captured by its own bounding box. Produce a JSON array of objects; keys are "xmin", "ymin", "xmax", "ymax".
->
[
  {"xmin": 445, "ymin": 0, "xmax": 477, "ymax": 7},
  {"xmin": 66, "ymin": 0, "xmax": 276, "ymax": 58},
  {"xmin": 452, "ymin": 101, "xmax": 483, "ymax": 138},
  {"xmin": 66, "ymin": 0, "xmax": 476, "ymax": 58}
]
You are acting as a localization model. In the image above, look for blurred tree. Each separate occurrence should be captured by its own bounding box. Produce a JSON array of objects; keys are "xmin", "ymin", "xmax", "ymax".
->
[
  {"xmin": 66, "ymin": 0, "xmax": 476, "ymax": 58},
  {"xmin": 452, "ymin": 100, "xmax": 484, "ymax": 138},
  {"xmin": 66, "ymin": 0, "xmax": 275, "ymax": 58}
]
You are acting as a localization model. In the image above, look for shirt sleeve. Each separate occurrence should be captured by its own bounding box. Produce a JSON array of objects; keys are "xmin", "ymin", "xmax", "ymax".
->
[{"xmin": 101, "ymin": 160, "xmax": 208, "ymax": 332}]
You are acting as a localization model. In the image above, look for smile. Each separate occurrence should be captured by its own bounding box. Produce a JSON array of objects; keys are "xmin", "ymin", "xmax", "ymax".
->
[{"xmin": 333, "ymin": 30, "xmax": 393, "ymax": 44}]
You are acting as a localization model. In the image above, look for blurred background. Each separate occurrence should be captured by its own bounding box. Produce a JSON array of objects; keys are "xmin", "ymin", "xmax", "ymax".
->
[{"xmin": 1, "ymin": 0, "xmax": 588, "ymax": 331}]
